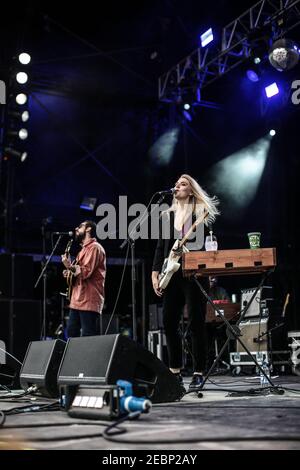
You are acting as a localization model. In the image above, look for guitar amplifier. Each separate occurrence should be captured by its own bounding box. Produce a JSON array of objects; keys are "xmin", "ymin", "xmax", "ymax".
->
[
  {"xmin": 236, "ymin": 318, "xmax": 269, "ymax": 353},
  {"xmin": 241, "ymin": 286, "xmax": 273, "ymax": 319}
]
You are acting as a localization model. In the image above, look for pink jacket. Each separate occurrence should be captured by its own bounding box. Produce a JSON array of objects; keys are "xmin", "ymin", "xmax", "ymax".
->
[{"xmin": 70, "ymin": 238, "xmax": 106, "ymax": 313}]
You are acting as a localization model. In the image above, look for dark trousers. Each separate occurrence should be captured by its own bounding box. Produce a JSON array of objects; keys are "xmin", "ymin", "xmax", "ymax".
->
[
  {"xmin": 162, "ymin": 270, "xmax": 207, "ymax": 372},
  {"xmin": 67, "ymin": 309, "xmax": 99, "ymax": 337}
]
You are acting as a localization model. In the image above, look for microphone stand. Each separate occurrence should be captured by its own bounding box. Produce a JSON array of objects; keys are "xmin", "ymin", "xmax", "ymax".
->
[
  {"xmin": 120, "ymin": 192, "xmax": 168, "ymax": 342},
  {"xmin": 254, "ymin": 322, "xmax": 284, "ymax": 371},
  {"xmin": 34, "ymin": 234, "xmax": 63, "ymax": 340}
]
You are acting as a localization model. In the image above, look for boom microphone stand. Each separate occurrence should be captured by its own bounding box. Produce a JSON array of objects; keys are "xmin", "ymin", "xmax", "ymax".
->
[
  {"xmin": 34, "ymin": 234, "xmax": 63, "ymax": 340},
  {"xmin": 254, "ymin": 321, "xmax": 284, "ymax": 371},
  {"xmin": 120, "ymin": 192, "xmax": 168, "ymax": 341}
]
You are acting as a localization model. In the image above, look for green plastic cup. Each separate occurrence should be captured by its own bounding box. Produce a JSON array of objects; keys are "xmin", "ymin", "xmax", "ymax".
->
[{"xmin": 247, "ymin": 232, "xmax": 261, "ymax": 249}]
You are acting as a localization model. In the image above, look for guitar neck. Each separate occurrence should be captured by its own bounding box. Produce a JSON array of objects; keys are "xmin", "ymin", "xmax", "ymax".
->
[{"xmin": 178, "ymin": 210, "xmax": 207, "ymax": 248}]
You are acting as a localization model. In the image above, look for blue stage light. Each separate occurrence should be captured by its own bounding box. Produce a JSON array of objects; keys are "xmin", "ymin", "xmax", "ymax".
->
[{"xmin": 246, "ymin": 69, "xmax": 259, "ymax": 82}]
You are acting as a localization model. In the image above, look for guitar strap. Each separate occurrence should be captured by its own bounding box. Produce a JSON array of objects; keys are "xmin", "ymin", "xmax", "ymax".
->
[
  {"xmin": 163, "ymin": 212, "xmax": 173, "ymax": 260},
  {"xmin": 177, "ymin": 209, "xmax": 207, "ymax": 250},
  {"xmin": 162, "ymin": 210, "xmax": 206, "ymax": 260}
]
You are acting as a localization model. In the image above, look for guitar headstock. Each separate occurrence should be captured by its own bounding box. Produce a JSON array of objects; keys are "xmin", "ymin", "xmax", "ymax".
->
[
  {"xmin": 65, "ymin": 240, "xmax": 73, "ymax": 255},
  {"xmin": 282, "ymin": 293, "xmax": 290, "ymax": 318}
]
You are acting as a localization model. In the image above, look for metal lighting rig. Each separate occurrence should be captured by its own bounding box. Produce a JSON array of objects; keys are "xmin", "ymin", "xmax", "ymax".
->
[{"xmin": 159, "ymin": 0, "xmax": 300, "ymax": 103}]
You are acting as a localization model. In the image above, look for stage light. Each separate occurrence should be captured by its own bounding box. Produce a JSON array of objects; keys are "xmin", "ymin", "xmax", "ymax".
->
[
  {"xmin": 20, "ymin": 152, "xmax": 28, "ymax": 162},
  {"xmin": 15, "ymin": 93, "xmax": 27, "ymax": 105},
  {"xmin": 80, "ymin": 197, "xmax": 97, "ymax": 211},
  {"xmin": 149, "ymin": 127, "xmax": 180, "ymax": 166},
  {"xmin": 5, "ymin": 147, "xmax": 28, "ymax": 162},
  {"xmin": 18, "ymin": 53, "xmax": 31, "ymax": 65},
  {"xmin": 18, "ymin": 128, "xmax": 28, "ymax": 140},
  {"xmin": 246, "ymin": 69, "xmax": 260, "ymax": 82},
  {"xmin": 269, "ymin": 129, "xmax": 276, "ymax": 136},
  {"xmin": 265, "ymin": 82, "xmax": 279, "ymax": 98},
  {"xmin": 183, "ymin": 103, "xmax": 191, "ymax": 110},
  {"xmin": 183, "ymin": 110, "xmax": 192, "ymax": 121},
  {"xmin": 21, "ymin": 110, "xmax": 29, "ymax": 122},
  {"xmin": 16, "ymin": 72, "xmax": 28, "ymax": 84},
  {"xmin": 254, "ymin": 57, "xmax": 261, "ymax": 65},
  {"xmin": 201, "ymin": 28, "xmax": 213, "ymax": 47},
  {"xmin": 9, "ymin": 110, "xmax": 29, "ymax": 122},
  {"xmin": 269, "ymin": 38, "xmax": 299, "ymax": 72},
  {"xmin": 8, "ymin": 128, "xmax": 28, "ymax": 140},
  {"xmin": 208, "ymin": 134, "xmax": 271, "ymax": 214}
]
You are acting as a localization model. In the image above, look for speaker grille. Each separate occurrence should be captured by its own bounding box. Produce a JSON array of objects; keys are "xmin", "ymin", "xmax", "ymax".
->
[
  {"xmin": 58, "ymin": 335, "xmax": 118, "ymax": 383},
  {"xmin": 57, "ymin": 334, "xmax": 183, "ymax": 403},
  {"xmin": 20, "ymin": 339, "xmax": 66, "ymax": 397}
]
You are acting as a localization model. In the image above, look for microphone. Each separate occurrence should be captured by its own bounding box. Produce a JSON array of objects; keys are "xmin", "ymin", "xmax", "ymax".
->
[
  {"xmin": 253, "ymin": 333, "xmax": 266, "ymax": 343},
  {"xmin": 157, "ymin": 188, "xmax": 176, "ymax": 195},
  {"xmin": 52, "ymin": 231, "xmax": 73, "ymax": 237}
]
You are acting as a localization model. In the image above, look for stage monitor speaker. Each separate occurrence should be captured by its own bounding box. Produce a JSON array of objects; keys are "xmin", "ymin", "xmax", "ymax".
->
[
  {"xmin": 57, "ymin": 334, "xmax": 183, "ymax": 403},
  {"xmin": 0, "ymin": 299, "xmax": 41, "ymax": 362},
  {"xmin": 20, "ymin": 339, "xmax": 66, "ymax": 398},
  {"xmin": 0, "ymin": 254, "xmax": 34, "ymax": 299}
]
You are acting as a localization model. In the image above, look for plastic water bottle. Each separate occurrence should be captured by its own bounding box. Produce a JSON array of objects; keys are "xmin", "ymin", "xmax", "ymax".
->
[
  {"xmin": 260, "ymin": 360, "xmax": 271, "ymax": 387},
  {"xmin": 205, "ymin": 231, "xmax": 218, "ymax": 251}
]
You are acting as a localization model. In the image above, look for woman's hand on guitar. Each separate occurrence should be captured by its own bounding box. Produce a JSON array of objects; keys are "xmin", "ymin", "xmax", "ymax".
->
[
  {"xmin": 63, "ymin": 269, "xmax": 69, "ymax": 278},
  {"xmin": 152, "ymin": 272, "xmax": 163, "ymax": 297}
]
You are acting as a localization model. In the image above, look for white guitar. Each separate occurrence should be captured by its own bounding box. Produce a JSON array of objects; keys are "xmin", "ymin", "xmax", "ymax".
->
[{"xmin": 158, "ymin": 210, "xmax": 208, "ymax": 290}]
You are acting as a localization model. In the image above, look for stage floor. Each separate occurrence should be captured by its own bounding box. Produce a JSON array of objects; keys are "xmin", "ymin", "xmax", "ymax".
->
[{"xmin": 1, "ymin": 375, "xmax": 300, "ymax": 451}]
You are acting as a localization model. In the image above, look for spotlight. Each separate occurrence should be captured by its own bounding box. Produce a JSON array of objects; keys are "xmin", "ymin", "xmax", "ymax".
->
[
  {"xmin": 269, "ymin": 38, "xmax": 299, "ymax": 71},
  {"xmin": 18, "ymin": 128, "xmax": 28, "ymax": 140},
  {"xmin": 265, "ymin": 82, "xmax": 279, "ymax": 98},
  {"xmin": 5, "ymin": 147, "xmax": 28, "ymax": 162},
  {"xmin": 269, "ymin": 129, "xmax": 276, "ymax": 136},
  {"xmin": 183, "ymin": 103, "xmax": 191, "ymax": 110},
  {"xmin": 246, "ymin": 69, "xmax": 260, "ymax": 82},
  {"xmin": 80, "ymin": 197, "xmax": 97, "ymax": 211},
  {"xmin": 15, "ymin": 93, "xmax": 27, "ymax": 105},
  {"xmin": 183, "ymin": 110, "xmax": 192, "ymax": 121},
  {"xmin": 200, "ymin": 28, "xmax": 213, "ymax": 47},
  {"xmin": 21, "ymin": 110, "xmax": 29, "ymax": 122},
  {"xmin": 20, "ymin": 151, "xmax": 28, "ymax": 162},
  {"xmin": 16, "ymin": 72, "xmax": 28, "ymax": 84},
  {"xmin": 18, "ymin": 53, "xmax": 31, "ymax": 65},
  {"xmin": 9, "ymin": 110, "xmax": 29, "ymax": 122},
  {"xmin": 8, "ymin": 129, "xmax": 28, "ymax": 140}
]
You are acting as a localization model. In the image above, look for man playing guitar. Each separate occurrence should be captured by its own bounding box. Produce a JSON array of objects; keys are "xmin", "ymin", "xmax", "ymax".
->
[{"xmin": 61, "ymin": 220, "xmax": 106, "ymax": 337}]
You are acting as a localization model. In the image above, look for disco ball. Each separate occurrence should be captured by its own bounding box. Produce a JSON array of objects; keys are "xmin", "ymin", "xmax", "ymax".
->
[{"xmin": 269, "ymin": 38, "xmax": 299, "ymax": 71}]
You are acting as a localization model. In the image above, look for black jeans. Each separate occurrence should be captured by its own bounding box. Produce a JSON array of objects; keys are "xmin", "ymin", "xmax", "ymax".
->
[
  {"xmin": 67, "ymin": 309, "xmax": 99, "ymax": 337},
  {"xmin": 162, "ymin": 270, "xmax": 207, "ymax": 372}
]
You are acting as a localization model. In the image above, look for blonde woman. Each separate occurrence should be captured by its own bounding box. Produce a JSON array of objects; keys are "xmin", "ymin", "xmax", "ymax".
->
[{"xmin": 152, "ymin": 174, "xmax": 219, "ymax": 390}]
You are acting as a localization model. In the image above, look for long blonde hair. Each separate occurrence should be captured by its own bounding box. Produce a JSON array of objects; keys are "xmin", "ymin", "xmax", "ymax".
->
[{"xmin": 170, "ymin": 174, "xmax": 220, "ymax": 226}]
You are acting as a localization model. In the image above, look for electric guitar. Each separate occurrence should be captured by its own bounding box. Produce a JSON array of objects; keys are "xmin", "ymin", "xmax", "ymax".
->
[
  {"xmin": 64, "ymin": 240, "xmax": 75, "ymax": 301},
  {"xmin": 158, "ymin": 210, "xmax": 208, "ymax": 290}
]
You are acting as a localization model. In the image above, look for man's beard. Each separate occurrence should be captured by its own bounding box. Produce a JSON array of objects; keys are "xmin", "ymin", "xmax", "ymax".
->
[{"xmin": 75, "ymin": 232, "xmax": 85, "ymax": 243}]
